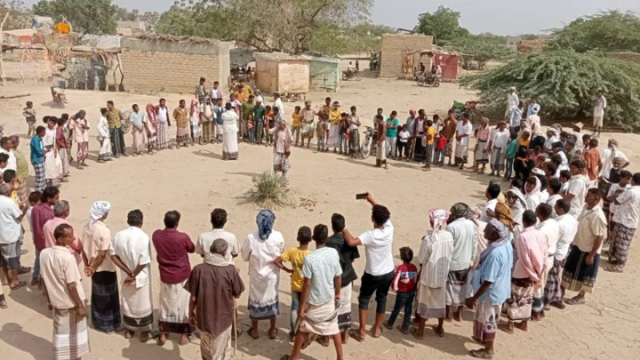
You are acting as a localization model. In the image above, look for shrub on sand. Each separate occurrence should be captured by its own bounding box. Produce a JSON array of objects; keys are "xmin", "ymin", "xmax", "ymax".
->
[{"xmin": 247, "ymin": 171, "xmax": 293, "ymax": 208}]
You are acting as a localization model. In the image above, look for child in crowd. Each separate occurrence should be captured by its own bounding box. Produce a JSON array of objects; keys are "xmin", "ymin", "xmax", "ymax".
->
[
  {"xmin": 339, "ymin": 112, "xmax": 350, "ymax": 155},
  {"xmin": 434, "ymin": 130, "xmax": 447, "ymax": 166},
  {"xmin": 274, "ymin": 226, "xmax": 312, "ymax": 341},
  {"xmin": 504, "ymin": 130, "xmax": 518, "ymax": 180},
  {"xmin": 292, "ymin": 106, "xmax": 303, "ymax": 146},
  {"xmin": 559, "ymin": 170, "xmax": 572, "ymax": 195},
  {"xmin": 23, "ymin": 101, "xmax": 37, "ymax": 137},
  {"xmin": 384, "ymin": 247, "xmax": 417, "ymax": 334},
  {"xmin": 265, "ymin": 105, "xmax": 274, "ymax": 145},
  {"xmin": 316, "ymin": 115, "xmax": 328, "ymax": 152},
  {"xmin": 397, "ymin": 125, "xmax": 410, "ymax": 159}
]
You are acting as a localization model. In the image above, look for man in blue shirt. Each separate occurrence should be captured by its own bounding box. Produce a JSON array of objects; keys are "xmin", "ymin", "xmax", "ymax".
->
[
  {"xmin": 465, "ymin": 219, "xmax": 513, "ymax": 359},
  {"xmin": 30, "ymin": 126, "xmax": 47, "ymax": 192}
]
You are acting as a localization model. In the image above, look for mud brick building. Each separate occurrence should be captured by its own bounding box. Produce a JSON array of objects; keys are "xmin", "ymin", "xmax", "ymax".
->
[
  {"xmin": 120, "ymin": 35, "xmax": 231, "ymax": 94},
  {"xmin": 379, "ymin": 34, "xmax": 433, "ymax": 78}
]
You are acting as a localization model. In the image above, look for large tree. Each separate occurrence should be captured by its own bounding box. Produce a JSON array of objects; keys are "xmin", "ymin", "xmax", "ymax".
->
[
  {"xmin": 446, "ymin": 33, "xmax": 514, "ymax": 70},
  {"xmin": 414, "ymin": 6, "xmax": 469, "ymax": 46},
  {"xmin": 460, "ymin": 50, "xmax": 640, "ymax": 131},
  {"xmin": 548, "ymin": 10, "xmax": 640, "ymax": 53},
  {"xmin": 0, "ymin": 0, "xmax": 30, "ymax": 30},
  {"xmin": 32, "ymin": 0, "xmax": 117, "ymax": 35},
  {"xmin": 165, "ymin": 0, "xmax": 373, "ymax": 54}
]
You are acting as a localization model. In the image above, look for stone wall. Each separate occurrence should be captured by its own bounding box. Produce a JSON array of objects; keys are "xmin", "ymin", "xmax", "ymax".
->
[
  {"xmin": 379, "ymin": 34, "xmax": 433, "ymax": 78},
  {"xmin": 120, "ymin": 37, "xmax": 231, "ymax": 94}
]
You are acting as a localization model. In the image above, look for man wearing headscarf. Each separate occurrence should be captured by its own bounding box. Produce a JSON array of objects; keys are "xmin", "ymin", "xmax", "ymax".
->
[
  {"xmin": 241, "ymin": 210, "xmax": 285, "ymax": 340},
  {"xmin": 465, "ymin": 219, "xmax": 513, "ymax": 359},
  {"xmin": 413, "ymin": 209, "xmax": 454, "ymax": 339},
  {"xmin": 81, "ymin": 200, "xmax": 122, "ymax": 333},
  {"xmin": 444, "ymin": 203, "xmax": 478, "ymax": 321},
  {"xmin": 600, "ymin": 139, "xmax": 630, "ymax": 179}
]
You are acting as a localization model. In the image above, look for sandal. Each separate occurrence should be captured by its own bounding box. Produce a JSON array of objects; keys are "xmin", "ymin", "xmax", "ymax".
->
[
  {"xmin": 10, "ymin": 281, "xmax": 26, "ymax": 290},
  {"xmin": 280, "ymin": 356, "xmax": 291, "ymax": 360},
  {"xmin": 564, "ymin": 297, "xmax": 585, "ymax": 305},
  {"xmin": 269, "ymin": 328, "xmax": 278, "ymax": 340},
  {"xmin": 469, "ymin": 349, "xmax": 494, "ymax": 359},
  {"xmin": 248, "ymin": 328, "xmax": 259, "ymax": 340},
  {"xmin": 397, "ymin": 326, "xmax": 410, "ymax": 335},
  {"xmin": 0, "ymin": 300, "xmax": 8, "ymax": 309},
  {"xmin": 409, "ymin": 328, "xmax": 423, "ymax": 340},
  {"xmin": 178, "ymin": 336, "xmax": 190, "ymax": 346},
  {"xmin": 604, "ymin": 266, "xmax": 624, "ymax": 273},
  {"xmin": 18, "ymin": 266, "xmax": 31, "ymax": 275},
  {"xmin": 348, "ymin": 329, "xmax": 365, "ymax": 342}
]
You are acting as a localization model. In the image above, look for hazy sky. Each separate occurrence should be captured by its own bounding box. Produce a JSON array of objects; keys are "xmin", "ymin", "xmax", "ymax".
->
[{"xmin": 23, "ymin": 0, "xmax": 640, "ymax": 35}]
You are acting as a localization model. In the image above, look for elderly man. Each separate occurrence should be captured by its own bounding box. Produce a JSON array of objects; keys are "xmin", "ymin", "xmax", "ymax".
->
[
  {"xmin": 42, "ymin": 200, "xmax": 83, "ymax": 265},
  {"xmin": 0, "ymin": 183, "xmax": 27, "ymax": 291},
  {"xmin": 111, "ymin": 210, "xmax": 154, "ymax": 342},
  {"xmin": 444, "ymin": 203, "xmax": 478, "ymax": 322},
  {"xmin": 82, "ymin": 201, "xmax": 121, "ymax": 333},
  {"xmin": 465, "ymin": 219, "xmax": 513, "ymax": 359},
  {"xmin": 283, "ymin": 224, "xmax": 343, "ymax": 360},
  {"xmin": 186, "ymin": 238, "xmax": 244, "ymax": 360},
  {"xmin": 414, "ymin": 209, "xmax": 454, "ymax": 339},
  {"xmin": 8, "ymin": 135, "xmax": 29, "ymax": 206},
  {"xmin": 270, "ymin": 120, "xmax": 293, "ymax": 178},
  {"xmin": 40, "ymin": 223, "xmax": 91, "ymax": 360},
  {"xmin": 600, "ymin": 139, "xmax": 630, "ymax": 179}
]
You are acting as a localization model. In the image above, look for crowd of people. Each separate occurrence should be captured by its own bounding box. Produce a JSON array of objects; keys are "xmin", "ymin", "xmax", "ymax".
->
[{"xmin": 0, "ymin": 79, "xmax": 639, "ymax": 360}]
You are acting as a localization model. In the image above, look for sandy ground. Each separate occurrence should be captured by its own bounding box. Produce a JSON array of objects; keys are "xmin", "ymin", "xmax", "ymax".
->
[{"xmin": 0, "ymin": 76, "xmax": 639, "ymax": 360}]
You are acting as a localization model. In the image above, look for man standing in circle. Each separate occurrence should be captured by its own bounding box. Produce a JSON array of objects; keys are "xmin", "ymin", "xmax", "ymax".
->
[
  {"xmin": 343, "ymin": 193, "xmax": 394, "ymax": 342},
  {"xmin": 593, "ymin": 90, "xmax": 607, "ymax": 137}
]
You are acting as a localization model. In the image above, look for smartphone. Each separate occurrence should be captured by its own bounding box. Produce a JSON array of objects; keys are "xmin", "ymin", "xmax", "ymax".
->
[{"xmin": 355, "ymin": 193, "xmax": 368, "ymax": 200}]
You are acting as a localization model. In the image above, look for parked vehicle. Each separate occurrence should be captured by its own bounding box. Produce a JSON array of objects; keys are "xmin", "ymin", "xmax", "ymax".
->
[
  {"xmin": 342, "ymin": 69, "xmax": 362, "ymax": 81},
  {"xmin": 360, "ymin": 126, "xmax": 377, "ymax": 159},
  {"xmin": 417, "ymin": 73, "xmax": 441, "ymax": 87}
]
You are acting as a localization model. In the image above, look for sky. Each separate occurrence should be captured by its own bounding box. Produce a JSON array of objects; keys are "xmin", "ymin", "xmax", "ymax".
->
[{"xmin": 22, "ymin": 0, "xmax": 640, "ymax": 35}]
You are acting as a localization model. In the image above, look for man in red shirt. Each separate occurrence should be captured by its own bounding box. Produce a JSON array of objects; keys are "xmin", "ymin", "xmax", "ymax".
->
[
  {"xmin": 584, "ymin": 138, "xmax": 602, "ymax": 188},
  {"xmin": 151, "ymin": 210, "xmax": 195, "ymax": 346},
  {"xmin": 30, "ymin": 186, "xmax": 59, "ymax": 286}
]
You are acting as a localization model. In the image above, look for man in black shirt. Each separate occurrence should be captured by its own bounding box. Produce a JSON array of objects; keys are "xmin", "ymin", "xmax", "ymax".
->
[{"xmin": 318, "ymin": 213, "xmax": 360, "ymax": 345}]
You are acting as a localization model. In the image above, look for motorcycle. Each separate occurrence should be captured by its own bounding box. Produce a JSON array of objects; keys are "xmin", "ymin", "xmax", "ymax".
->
[
  {"xmin": 360, "ymin": 126, "xmax": 377, "ymax": 159},
  {"xmin": 417, "ymin": 73, "xmax": 441, "ymax": 87},
  {"xmin": 342, "ymin": 69, "xmax": 362, "ymax": 81}
]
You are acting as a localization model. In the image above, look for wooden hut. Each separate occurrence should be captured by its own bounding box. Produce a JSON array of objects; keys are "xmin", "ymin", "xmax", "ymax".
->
[{"xmin": 254, "ymin": 52, "xmax": 310, "ymax": 96}]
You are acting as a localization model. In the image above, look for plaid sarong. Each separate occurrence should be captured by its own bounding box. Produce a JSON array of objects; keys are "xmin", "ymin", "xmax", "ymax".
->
[
  {"xmin": 200, "ymin": 326, "xmax": 232, "ymax": 360},
  {"xmin": 544, "ymin": 259, "xmax": 563, "ymax": 305},
  {"xmin": 610, "ymin": 222, "xmax": 636, "ymax": 266},
  {"xmin": 445, "ymin": 268, "xmax": 470, "ymax": 307},
  {"xmin": 506, "ymin": 278, "xmax": 534, "ymax": 322},
  {"xmin": 32, "ymin": 162, "xmax": 46, "ymax": 192},
  {"xmin": 17, "ymin": 177, "xmax": 28, "ymax": 206},
  {"xmin": 91, "ymin": 271, "xmax": 121, "ymax": 332},
  {"xmin": 53, "ymin": 308, "xmax": 91, "ymax": 360}
]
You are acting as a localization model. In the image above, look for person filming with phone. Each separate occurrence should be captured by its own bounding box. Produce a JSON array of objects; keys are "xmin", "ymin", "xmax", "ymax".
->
[{"xmin": 342, "ymin": 192, "xmax": 395, "ymax": 342}]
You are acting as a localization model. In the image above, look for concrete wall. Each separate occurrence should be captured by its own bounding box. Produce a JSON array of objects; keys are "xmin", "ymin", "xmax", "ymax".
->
[
  {"xmin": 120, "ymin": 38, "xmax": 231, "ymax": 94},
  {"xmin": 277, "ymin": 61, "xmax": 310, "ymax": 94},
  {"xmin": 379, "ymin": 34, "xmax": 433, "ymax": 78},
  {"xmin": 607, "ymin": 52, "xmax": 640, "ymax": 66}
]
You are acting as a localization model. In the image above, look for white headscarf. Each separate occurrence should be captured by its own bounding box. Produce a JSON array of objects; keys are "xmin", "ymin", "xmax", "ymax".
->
[
  {"xmin": 429, "ymin": 208, "xmax": 449, "ymax": 239},
  {"xmin": 90, "ymin": 201, "xmax": 111, "ymax": 224}
]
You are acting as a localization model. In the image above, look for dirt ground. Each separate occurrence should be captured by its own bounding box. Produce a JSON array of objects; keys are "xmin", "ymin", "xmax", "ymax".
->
[{"xmin": 0, "ymin": 75, "xmax": 639, "ymax": 360}]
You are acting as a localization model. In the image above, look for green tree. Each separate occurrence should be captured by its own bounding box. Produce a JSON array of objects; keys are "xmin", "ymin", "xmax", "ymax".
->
[
  {"xmin": 460, "ymin": 50, "xmax": 640, "ymax": 131},
  {"xmin": 446, "ymin": 33, "xmax": 514, "ymax": 70},
  {"xmin": 548, "ymin": 10, "xmax": 640, "ymax": 53},
  {"xmin": 164, "ymin": 0, "xmax": 372, "ymax": 54},
  {"xmin": 113, "ymin": 5, "xmax": 138, "ymax": 21},
  {"xmin": 32, "ymin": 0, "xmax": 117, "ymax": 35},
  {"xmin": 0, "ymin": 0, "xmax": 30, "ymax": 30},
  {"xmin": 414, "ymin": 6, "xmax": 469, "ymax": 46}
]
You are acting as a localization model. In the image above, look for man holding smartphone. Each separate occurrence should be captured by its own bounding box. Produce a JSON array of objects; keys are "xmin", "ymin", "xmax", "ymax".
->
[{"xmin": 342, "ymin": 193, "xmax": 394, "ymax": 342}]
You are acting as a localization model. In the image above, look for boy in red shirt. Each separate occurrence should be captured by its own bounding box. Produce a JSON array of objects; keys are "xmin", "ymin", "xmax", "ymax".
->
[{"xmin": 383, "ymin": 247, "xmax": 417, "ymax": 333}]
